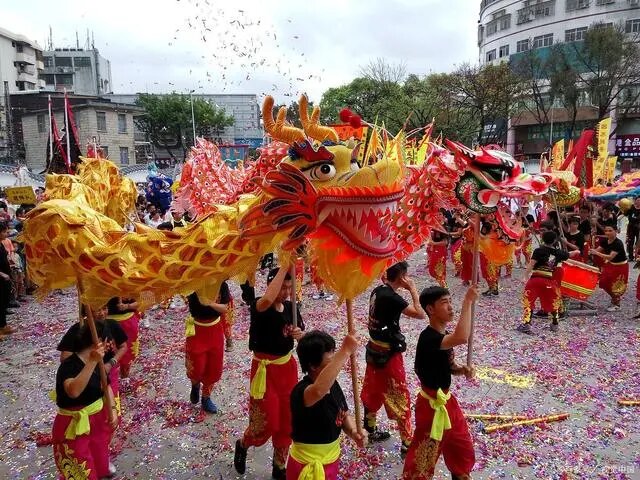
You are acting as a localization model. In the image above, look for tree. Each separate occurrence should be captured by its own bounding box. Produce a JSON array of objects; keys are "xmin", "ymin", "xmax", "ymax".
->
[{"xmin": 135, "ymin": 93, "xmax": 234, "ymax": 161}]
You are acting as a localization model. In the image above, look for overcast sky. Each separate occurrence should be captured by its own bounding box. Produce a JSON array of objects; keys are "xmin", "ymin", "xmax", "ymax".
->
[{"xmin": 3, "ymin": 0, "xmax": 479, "ymax": 104}]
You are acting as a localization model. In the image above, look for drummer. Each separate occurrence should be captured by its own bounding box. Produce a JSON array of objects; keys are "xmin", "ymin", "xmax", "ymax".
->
[
  {"xmin": 590, "ymin": 225, "xmax": 628, "ymax": 312},
  {"xmin": 517, "ymin": 231, "xmax": 569, "ymax": 335},
  {"xmin": 561, "ymin": 216, "xmax": 585, "ymax": 261}
]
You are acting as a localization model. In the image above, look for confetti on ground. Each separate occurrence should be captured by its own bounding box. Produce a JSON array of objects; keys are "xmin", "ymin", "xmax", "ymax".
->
[{"xmin": 0, "ymin": 255, "xmax": 638, "ymax": 479}]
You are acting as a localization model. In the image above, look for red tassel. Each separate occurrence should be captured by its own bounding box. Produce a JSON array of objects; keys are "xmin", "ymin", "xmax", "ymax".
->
[
  {"xmin": 339, "ymin": 108, "xmax": 353, "ymax": 123},
  {"xmin": 349, "ymin": 115, "xmax": 362, "ymax": 128}
]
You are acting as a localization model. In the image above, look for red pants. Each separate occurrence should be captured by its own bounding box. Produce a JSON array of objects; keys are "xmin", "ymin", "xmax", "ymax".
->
[
  {"xmin": 52, "ymin": 405, "xmax": 111, "ymax": 480},
  {"xmin": 599, "ymin": 262, "xmax": 629, "ymax": 305},
  {"xmin": 402, "ymin": 390, "xmax": 474, "ymax": 480},
  {"xmin": 185, "ymin": 319, "xmax": 224, "ymax": 397},
  {"xmin": 427, "ymin": 244, "xmax": 448, "ymax": 288},
  {"xmin": 286, "ymin": 456, "xmax": 340, "ymax": 479},
  {"xmin": 222, "ymin": 298, "xmax": 235, "ymax": 340},
  {"xmin": 115, "ymin": 312, "xmax": 140, "ymax": 378},
  {"xmin": 522, "ymin": 275, "xmax": 562, "ymax": 323},
  {"xmin": 242, "ymin": 354, "xmax": 298, "ymax": 466},
  {"xmin": 460, "ymin": 247, "xmax": 473, "ymax": 283},
  {"xmin": 451, "ymin": 240, "xmax": 463, "ymax": 276},
  {"xmin": 361, "ymin": 352, "xmax": 413, "ymax": 444},
  {"xmin": 480, "ymin": 253, "xmax": 499, "ymax": 291}
]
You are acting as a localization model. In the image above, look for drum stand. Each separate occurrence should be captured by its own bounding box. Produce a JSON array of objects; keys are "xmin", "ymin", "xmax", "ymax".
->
[{"xmin": 564, "ymin": 298, "xmax": 598, "ymax": 316}]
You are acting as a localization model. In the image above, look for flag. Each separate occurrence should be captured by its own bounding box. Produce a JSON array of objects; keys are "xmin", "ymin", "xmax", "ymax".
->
[
  {"xmin": 604, "ymin": 156, "xmax": 617, "ymax": 183},
  {"xmin": 43, "ymin": 97, "xmax": 69, "ymax": 174},
  {"xmin": 551, "ymin": 139, "xmax": 564, "ymax": 170},
  {"xmin": 559, "ymin": 129, "xmax": 595, "ymax": 188},
  {"xmin": 64, "ymin": 91, "xmax": 83, "ymax": 173},
  {"xmin": 596, "ymin": 117, "xmax": 611, "ymax": 162}
]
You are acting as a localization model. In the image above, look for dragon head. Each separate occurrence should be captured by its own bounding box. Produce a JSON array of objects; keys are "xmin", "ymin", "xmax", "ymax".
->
[
  {"xmin": 241, "ymin": 95, "xmax": 404, "ymax": 298},
  {"xmin": 445, "ymin": 140, "xmax": 553, "ymax": 238}
]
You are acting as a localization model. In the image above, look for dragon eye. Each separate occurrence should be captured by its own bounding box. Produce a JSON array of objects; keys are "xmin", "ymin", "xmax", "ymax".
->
[{"xmin": 306, "ymin": 163, "xmax": 336, "ymax": 181}]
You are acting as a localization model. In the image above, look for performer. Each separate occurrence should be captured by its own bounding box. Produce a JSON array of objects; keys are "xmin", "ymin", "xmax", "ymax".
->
[
  {"xmin": 402, "ymin": 285, "xmax": 478, "ymax": 480},
  {"xmin": 0, "ymin": 221, "xmax": 15, "ymax": 337},
  {"xmin": 52, "ymin": 322, "xmax": 119, "ymax": 480},
  {"xmin": 221, "ymin": 293, "xmax": 235, "ymax": 352},
  {"xmin": 517, "ymin": 231, "xmax": 569, "ymax": 335},
  {"xmin": 361, "ymin": 261, "xmax": 426, "ymax": 455},
  {"xmin": 58, "ymin": 305, "xmax": 127, "ymax": 421},
  {"xmin": 449, "ymin": 210, "xmax": 466, "ymax": 278},
  {"xmin": 625, "ymin": 197, "xmax": 640, "ymax": 259},
  {"xmin": 590, "ymin": 225, "xmax": 629, "ymax": 312},
  {"xmin": 234, "ymin": 266, "xmax": 305, "ymax": 480},
  {"xmin": 185, "ymin": 281, "xmax": 231, "ymax": 413},
  {"xmin": 561, "ymin": 216, "xmax": 585, "ymax": 260},
  {"xmin": 106, "ymin": 297, "xmax": 141, "ymax": 378},
  {"xmin": 514, "ymin": 205, "xmax": 535, "ymax": 268},
  {"xmin": 426, "ymin": 225, "xmax": 449, "ymax": 288},
  {"xmin": 479, "ymin": 217, "xmax": 501, "ymax": 296},
  {"xmin": 286, "ymin": 331, "xmax": 365, "ymax": 479},
  {"xmin": 458, "ymin": 215, "xmax": 476, "ymax": 286}
]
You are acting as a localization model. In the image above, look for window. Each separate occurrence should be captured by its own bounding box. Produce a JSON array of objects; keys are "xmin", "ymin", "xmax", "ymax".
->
[
  {"xmin": 56, "ymin": 75, "xmax": 73, "ymax": 85},
  {"xmin": 499, "ymin": 16, "xmax": 511, "ymax": 30},
  {"xmin": 595, "ymin": 0, "xmax": 614, "ymax": 4},
  {"xmin": 54, "ymin": 56, "xmax": 72, "ymax": 67},
  {"xmin": 16, "ymin": 44, "xmax": 23, "ymax": 53},
  {"xmin": 43, "ymin": 56, "xmax": 53, "ymax": 68},
  {"xmin": 532, "ymin": 33, "xmax": 553, "ymax": 48},
  {"xmin": 42, "ymin": 74, "xmax": 55, "ymax": 84},
  {"xmin": 487, "ymin": 22, "xmax": 498, "ymax": 36},
  {"xmin": 118, "ymin": 113, "xmax": 127, "ymax": 133},
  {"xmin": 74, "ymin": 57, "xmax": 91, "ymax": 67},
  {"xmin": 517, "ymin": 39, "xmax": 530, "ymax": 52},
  {"xmin": 37, "ymin": 114, "xmax": 45, "ymax": 133},
  {"xmin": 499, "ymin": 44, "xmax": 510, "ymax": 57},
  {"xmin": 119, "ymin": 147, "xmax": 130, "ymax": 165},
  {"xmin": 566, "ymin": 0, "xmax": 590, "ymax": 11},
  {"xmin": 565, "ymin": 27, "xmax": 588, "ymax": 41},
  {"xmin": 96, "ymin": 112, "xmax": 107, "ymax": 132},
  {"xmin": 486, "ymin": 49, "xmax": 497, "ymax": 61},
  {"xmin": 626, "ymin": 19, "xmax": 640, "ymax": 33}
]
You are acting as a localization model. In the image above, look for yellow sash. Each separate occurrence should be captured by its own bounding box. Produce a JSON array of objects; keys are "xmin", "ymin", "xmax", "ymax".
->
[
  {"xmin": 107, "ymin": 312, "xmax": 135, "ymax": 321},
  {"xmin": 57, "ymin": 397, "xmax": 104, "ymax": 440},
  {"xmin": 249, "ymin": 351, "xmax": 293, "ymax": 400},
  {"xmin": 419, "ymin": 388, "xmax": 452, "ymax": 441},
  {"xmin": 289, "ymin": 439, "xmax": 341, "ymax": 480},
  {"xmin": 185, "ymin": 315, "xmax": 221, "ymax": 338}
]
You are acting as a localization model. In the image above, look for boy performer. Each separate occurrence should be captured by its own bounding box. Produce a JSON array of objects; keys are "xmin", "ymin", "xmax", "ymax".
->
[
  {"xmin": 234, "ymin": 266, "xmax": 305, "ymax": 480},
  {"xmin": 590, "ymin": 225, "xmax": 629, "ymax": 311},
  {"xmin": 287, "ymin": 331, "xmax": 365, "ymax": 479},
  {"xmin": 361, "ymin": 261, "xmax": 426, "ymax": 455},
  {"xmin": 402, "ymin": 285, "xmax": 478, "ymax": 480}
]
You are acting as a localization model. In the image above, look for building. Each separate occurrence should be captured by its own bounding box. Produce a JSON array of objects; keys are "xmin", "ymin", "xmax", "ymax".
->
[
  {"xmin": 0, "ymin": 26, "xmax": 45, "ymax": 160},
  {"xmin": 478, "ymin": 0, "xmax": 640, "ymax": 160},
  {"xmin": 21, "ymin": 100, "xmax": 142, "ymax": 171},
  {"xmin": 42, "ymin": 47, "xmax": 112, "ymax": 96},
  {"xmin": 104, "ymin": 93, "xmax": 264, "ymax": 164}
]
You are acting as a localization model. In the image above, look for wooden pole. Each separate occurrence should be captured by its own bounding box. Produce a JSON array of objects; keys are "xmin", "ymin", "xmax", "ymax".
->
[
  {"xmin": 289, "ymin": 263, "xmax": 298, "ymax": 329},
  {"xmin": 346, "ymin": 299, "xmax": 363, "ymax": 436},
  {"xmin": 467, "ymin": 214, "xmax": 481, "ymax": 368}
]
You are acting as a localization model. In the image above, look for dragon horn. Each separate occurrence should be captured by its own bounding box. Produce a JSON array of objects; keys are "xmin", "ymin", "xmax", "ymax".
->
[
  {"xmin": 299, "ymin": 94, "xmax": 339, "ymax": 143},
  {"xmin": 262, "ymin": 95, "xmax": 306, "ymax": 144}
]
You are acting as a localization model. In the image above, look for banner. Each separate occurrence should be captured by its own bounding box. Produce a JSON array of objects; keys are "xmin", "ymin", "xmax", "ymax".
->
[
  {"xmin": 597, "ymin": 117, "xmax": 611, "ymax": 162},
  {"xmin": 614, "ymin": 134, "xmax": 640, "ymax": 158},
  {"xmin": 5, "ymin": 186, "xmax": 37, "ymax": 205},
  {"xmin": 604, "ymin": 156, "xmax": 617, "ymax": 183},
  {"xmin": 551, "ymin": 139, "xmax": 564, "ymax": 170}
]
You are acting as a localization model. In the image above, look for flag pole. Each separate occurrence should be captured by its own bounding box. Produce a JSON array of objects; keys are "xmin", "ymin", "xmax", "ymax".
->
[
  {"xmin": 48, "ymin": 95, "xmax": 53, "ymax": 166},
  {"xmin": 63, "ymin": 89, "xmax": 71, "ymax": 173}
]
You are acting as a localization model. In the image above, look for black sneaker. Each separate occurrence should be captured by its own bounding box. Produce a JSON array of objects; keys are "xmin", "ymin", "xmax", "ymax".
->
[
  {"xmin": 550, "ymin": 323, "xmax": 559, "ymax": 332},
  {"xmin": 190, "ymin": 384, "xmax": 200, "ymax": 404},
  {"xmin": 533, "ymin": 310, "xmax": 547, "ymax": 318},
  {"xmin": 271, "ymin": 463, "xmax": 286, "ymax": 480},
  {"xmin": 516, "ymin": 323, "xmax": 534, "ymax": 335},
  {"xmin": 234, "ymin": 439, "xmax": 247, "ymax": 474},
  {"xmin": 368, "ymin": 428, "xmax": 391, "ymax": 442},
  {"xmin": 400, "ymin": 441, "xmax": 410, "ymax": 458}
]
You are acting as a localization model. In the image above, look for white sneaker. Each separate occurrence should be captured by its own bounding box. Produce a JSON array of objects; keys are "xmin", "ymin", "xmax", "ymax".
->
[
  {"xmin": 312, "ymin": 292, "xmax": 325, "ymax": 300},
  {"xmin": 108, "ymin": 461, "xmax": 117, "ymax": 476},
  {"xmin": 606, "ymin": 305, "xmax": 621, "ymax": 312},
  {"xmin": 141, "ymin": 317, "xmax": 151, "ymax": 328},
  {"xmin": 324, "ymin": 294, "xmax": 334, "ymax": 301}
]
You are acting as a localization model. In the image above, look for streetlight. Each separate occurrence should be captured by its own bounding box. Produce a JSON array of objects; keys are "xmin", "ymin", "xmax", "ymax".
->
[{"xmin": 189, "ymin": 90, "xmax": 196, "ymax": 146}]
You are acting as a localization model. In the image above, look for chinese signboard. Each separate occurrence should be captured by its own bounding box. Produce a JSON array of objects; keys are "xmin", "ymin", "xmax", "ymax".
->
[
  {"xmin": 5, "ymin": 186, "xmax": 37, "ymax": 205},
  {"xmin": 615, "ymin": 134, "xmax": 640, "ymax": 158}
]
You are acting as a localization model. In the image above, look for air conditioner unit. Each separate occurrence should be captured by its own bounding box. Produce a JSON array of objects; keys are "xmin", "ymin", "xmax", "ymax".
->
[{"xmin": 630, "ymin": 0, "xmax": 639, "ymax": 6}]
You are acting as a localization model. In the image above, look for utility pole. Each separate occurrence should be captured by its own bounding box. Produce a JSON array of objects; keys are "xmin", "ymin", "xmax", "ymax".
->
[{"xmin": 4, "ymin": 81, "xmax": 15, "ymax": 163}]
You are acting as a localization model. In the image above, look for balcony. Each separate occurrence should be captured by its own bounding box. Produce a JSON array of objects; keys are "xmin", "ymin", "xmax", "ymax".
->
[
  {"xmin": 36, "ymin": 60, "xmax": 44, "ymax": 70},
  {"xmin": 15, "ymin": 52, "xmax": 36, "ymax": 65},
  {"xmin": 17, "ymin": 71, "xmax": 37, "ymax": 82}
]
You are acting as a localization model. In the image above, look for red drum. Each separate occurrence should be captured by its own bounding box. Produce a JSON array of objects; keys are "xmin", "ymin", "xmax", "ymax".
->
[{"xmin": 559, "ymin": 259, "xmax": 600, "ymax": 301}]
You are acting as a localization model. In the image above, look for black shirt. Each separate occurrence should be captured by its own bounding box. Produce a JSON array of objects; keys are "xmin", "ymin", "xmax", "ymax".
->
[
  {"xmin": 627, "ymin": 206, "xmax": 640, "ymax": 231},
  {"xmin": 531, "ymin": 245, "xmax": 569, "ymax": 272},
  {"xmin": 521, "ymin": 213, "xmax": 535, "ymax": 229},
  {"xmin": 187, "ymin": 282, "xmax": 231, "ymax": 320},
  {"xmin": 415, "ymin": 326, "xmax": 453, "ymax": 391},
  {"xmin": 55, "ymin": 353, "xmax": 104, "ymax": 409},
  {"xmin": 290, "ymin": 376, "xmax": 348, "ymax": 444},
  {"xmin": 596, "ymin": 216, "xmax": 617, "ymax": 235},
  {"xmin": 578, "ymin": 219, "xmax": 592, "ymax": 236},
  {"xmin": 0, "ymin": 243, "xmax": 10, "ymax": 275},
  {"xmin": 599, "ymin": 237, "xmax": 627, "ymax": 263},
  {"xmin": 106, "ymin": 297, "xmax": 137, "ymax": 316},
  {"xmin": 367, "ymin": 284, "xmax": 409, "ymax": 344},
  {"xmin": 249, "ymin": 299, "xmax": 304, "ymax": 356},
  {"xmin": 565, "ymin": 231, "xmax": 585, "ymax": 253},
  {"xmin": 57, "ymin": 320, "xmax": 127, "ymax": 363}
]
